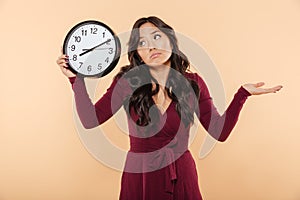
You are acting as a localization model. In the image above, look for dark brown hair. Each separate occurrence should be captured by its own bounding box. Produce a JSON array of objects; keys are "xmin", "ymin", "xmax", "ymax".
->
[{"xmin": 115, "ymin": 16, "xmax": 199, "ymax": 128}]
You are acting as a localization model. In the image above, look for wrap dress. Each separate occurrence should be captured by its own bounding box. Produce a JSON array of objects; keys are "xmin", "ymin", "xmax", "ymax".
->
[{"xmin": 69, "ymin": 71, "xmax": 251, "ymax": 200}]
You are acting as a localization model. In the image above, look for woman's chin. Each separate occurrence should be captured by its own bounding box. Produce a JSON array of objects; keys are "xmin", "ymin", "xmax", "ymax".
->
[{"xmin": 146, "ymin": 60, "xmax": 171, "ymax": 68}]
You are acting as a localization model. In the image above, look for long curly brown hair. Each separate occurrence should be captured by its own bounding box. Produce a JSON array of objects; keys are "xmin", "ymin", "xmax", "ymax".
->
[{"xmin": 115, "ymin": 16, "xmax": 199, "ymax": 128}]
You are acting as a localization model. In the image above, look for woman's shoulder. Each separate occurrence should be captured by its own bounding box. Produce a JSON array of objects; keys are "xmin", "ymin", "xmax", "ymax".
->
[{"xmin": 184, "ymin": 71, "xmax": 206, "ymax": 86}]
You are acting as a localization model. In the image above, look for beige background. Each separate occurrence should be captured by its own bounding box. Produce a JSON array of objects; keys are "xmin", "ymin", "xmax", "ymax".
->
[{"xmin": 0, "ymin": 0, "xmax": 299, "ymax": 199}]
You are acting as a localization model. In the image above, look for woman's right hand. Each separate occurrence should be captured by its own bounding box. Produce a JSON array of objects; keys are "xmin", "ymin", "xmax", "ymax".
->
[{"xmin": 56, "ymin": 48, "xmax": 76, "ymax": 78}]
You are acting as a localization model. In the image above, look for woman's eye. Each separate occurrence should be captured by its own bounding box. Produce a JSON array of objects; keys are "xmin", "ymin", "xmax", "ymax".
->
[
  {"xmin": 139, "ymin": 40, "xmax": 146, "ymax": 47},
  {"xmin": 154, "ymin": 34, "xmax": 161, "ymax": 40}
]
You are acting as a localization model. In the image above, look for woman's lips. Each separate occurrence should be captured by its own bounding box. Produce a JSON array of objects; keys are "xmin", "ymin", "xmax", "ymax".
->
[{"xmin": 150, "ymin": 53, "xmax": 161, "ymax": 59}]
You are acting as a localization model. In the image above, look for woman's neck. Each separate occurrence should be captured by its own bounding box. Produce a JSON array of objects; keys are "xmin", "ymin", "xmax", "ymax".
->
[{"xmin": 149, "ymin": 62, "xmax": 171, "ymax": 87}]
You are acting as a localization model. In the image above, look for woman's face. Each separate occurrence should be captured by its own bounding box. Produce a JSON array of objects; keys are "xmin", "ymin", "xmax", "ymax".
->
[{"xmin": 137, "ymin": 22, "xmax": 172, "ymax": 67}]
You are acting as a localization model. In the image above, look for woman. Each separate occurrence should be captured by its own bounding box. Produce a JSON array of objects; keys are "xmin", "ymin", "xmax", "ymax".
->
[{"xmin": 57, "ymin": 16, "xmax": 282, "ymax": 200}]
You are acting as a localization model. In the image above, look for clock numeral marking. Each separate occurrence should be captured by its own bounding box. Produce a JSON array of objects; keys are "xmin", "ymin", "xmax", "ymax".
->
[
  {"xmin": 102, "ymin": 32, "xmax": 105, "ymax": 38},
  {"xmin": 70, "ymin": 45, "xmax": 76, "ymax": 51},
  {"xmin": 105, "ymin": 57, "xmax": 109, "ymax": 63},
  {"xmin": 91, "ymin": 28, "xmax": 98, "ymax": 34},
  {"xmin": 72, "ymin": 55, "xmax": 77, "ymax": 61},
  {"xmin": 87, "ymin": 65, "xmax": 92, "ymax": 73},
  {"xmin": 75, "ymin": 36, "xmax": 81, "ymax": 42},
  {"xmin": 108, "ymin": 48, "xmax": 113, "ymax": 54},
  {"xmin": 98, "ymin": 63, "xmax": 102, "ymax": 71},
  {"xmin": 82, "ymin": 30, "xmax": 88, "ymax": 36},
  {"xmin": 78, "ymin": 62, "xmax": 83, "ymax": 69}
]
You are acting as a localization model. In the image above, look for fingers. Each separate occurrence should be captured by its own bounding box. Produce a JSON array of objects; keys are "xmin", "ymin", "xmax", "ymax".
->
[
  {"xmin": 264, "ymin": 85, "xmax": 283, "ymax": 94},
  {"xmin": 57, "ymin": 48, "xmax": 76, "ymax": 78},
  {"xmin": 271, "ymin": 85, "xmax": 283, "ymax": 93},
  {"xmin": 56, "ymin": 54, "xmax": 69, "ymax": 68},
  {"xmin": 57, "ymin": 47, "xmax": 68, "ymax": 66},
  {"xmin": 244, "ymin": 82, "xmax": 283, "ymax": 95}
]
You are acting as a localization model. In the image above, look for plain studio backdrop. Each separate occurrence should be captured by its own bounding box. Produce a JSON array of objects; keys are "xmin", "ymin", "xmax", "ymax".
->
[{"xmin": 0, "ymin": 0, "xmax": 299, "ymax": 199}]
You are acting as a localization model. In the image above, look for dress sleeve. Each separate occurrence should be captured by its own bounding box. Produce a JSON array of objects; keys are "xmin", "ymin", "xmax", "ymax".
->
[
  {"xmin": 191, "ymin": 73, "xmax": 251, "ymax": 142},
  {"xmin": 68, "ymin": 76, "xmax": 131, "ymax": 129}
]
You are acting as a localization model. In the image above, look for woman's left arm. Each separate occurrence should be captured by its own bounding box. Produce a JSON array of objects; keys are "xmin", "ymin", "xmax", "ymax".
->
[{"xmin": 193, "ymin": 73, "xmax": 282, "ymax": 142}]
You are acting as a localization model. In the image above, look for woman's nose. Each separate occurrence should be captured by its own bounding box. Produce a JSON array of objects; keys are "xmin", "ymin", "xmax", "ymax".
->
[{"xmin": 147, "ymin": 40, "xmax": 156, "ymax": 50}]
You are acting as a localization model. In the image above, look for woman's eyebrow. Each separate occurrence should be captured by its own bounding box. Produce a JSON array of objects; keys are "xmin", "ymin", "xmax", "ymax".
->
[{"xmin": 150, "ymin": 30, "xmax": 160, "ymax": 35}]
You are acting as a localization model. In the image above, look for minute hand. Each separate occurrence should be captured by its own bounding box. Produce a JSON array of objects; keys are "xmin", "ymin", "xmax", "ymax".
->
[{"xmin": 79, "ymin": 39, "xmax": 111, "ymax": 56}]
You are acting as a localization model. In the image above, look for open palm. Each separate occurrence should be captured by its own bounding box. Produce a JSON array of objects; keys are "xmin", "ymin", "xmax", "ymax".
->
[{"xmin": 242, "ymin": 82, "xmax": 283, "ymax": 95}]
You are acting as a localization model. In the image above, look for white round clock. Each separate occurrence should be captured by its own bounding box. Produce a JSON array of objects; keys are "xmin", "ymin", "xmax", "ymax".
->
[{"xmin": 63, "ymin": 20, "xmax": 121, "ymax": 77}]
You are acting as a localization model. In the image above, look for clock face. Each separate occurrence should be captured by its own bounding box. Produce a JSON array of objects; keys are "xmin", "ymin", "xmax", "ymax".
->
[{"xmin": 63, "ymin": 20, "xmax": 120, "ymax": 77}]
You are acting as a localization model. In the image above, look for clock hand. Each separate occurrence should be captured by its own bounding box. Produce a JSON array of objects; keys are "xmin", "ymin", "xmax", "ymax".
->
[
  {"xmin": 79, "ymin": 39, "xmax": 111, "ymax": 56},
  {"xmin": 82, "ymin": 47, "xmax": 110, "ymax": 51}
]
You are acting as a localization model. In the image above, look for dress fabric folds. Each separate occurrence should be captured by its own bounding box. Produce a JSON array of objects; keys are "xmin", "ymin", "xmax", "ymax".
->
[{"xmin": 69, "ymin": 72, "xmax": 251, "ymax": 200}]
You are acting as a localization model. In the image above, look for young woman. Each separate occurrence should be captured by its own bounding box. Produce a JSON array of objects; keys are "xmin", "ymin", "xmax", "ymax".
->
[{"xmin": 57, "ymin": 16, "xmax": 282, "ymax": 200}]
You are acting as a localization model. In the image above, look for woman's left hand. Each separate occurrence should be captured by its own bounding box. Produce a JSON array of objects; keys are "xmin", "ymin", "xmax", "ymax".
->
[{"xmin": 242, "ymin": 82, "xmax": 283, "ymax": 95}]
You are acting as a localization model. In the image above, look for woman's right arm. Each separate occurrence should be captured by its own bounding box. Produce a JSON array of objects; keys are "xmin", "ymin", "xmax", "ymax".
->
[{"xmin": 56, "ymin": 51, "xmax": 130, "ymax": 129}]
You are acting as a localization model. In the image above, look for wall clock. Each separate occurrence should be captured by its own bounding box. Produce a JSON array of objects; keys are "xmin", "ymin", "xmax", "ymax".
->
[{"xmin": 63, "ymin": 20, "xmax": 121, "ymax": 77}]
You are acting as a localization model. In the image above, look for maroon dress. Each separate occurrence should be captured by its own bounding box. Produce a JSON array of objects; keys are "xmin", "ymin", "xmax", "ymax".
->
[{"xmin": 69, "ymin": 72, "xmax": 251, "ymax": 200}]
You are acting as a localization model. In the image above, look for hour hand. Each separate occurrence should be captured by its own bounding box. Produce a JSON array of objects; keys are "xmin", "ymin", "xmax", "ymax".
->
[{"xmin": 79, "ymin": 39, "xmax": 111, "ymax": 56}]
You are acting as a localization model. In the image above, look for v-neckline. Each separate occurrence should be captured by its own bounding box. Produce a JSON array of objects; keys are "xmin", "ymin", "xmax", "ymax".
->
[{"xmin": 155, "ymin": 100, "xmax": 173, "ymax": 116}]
